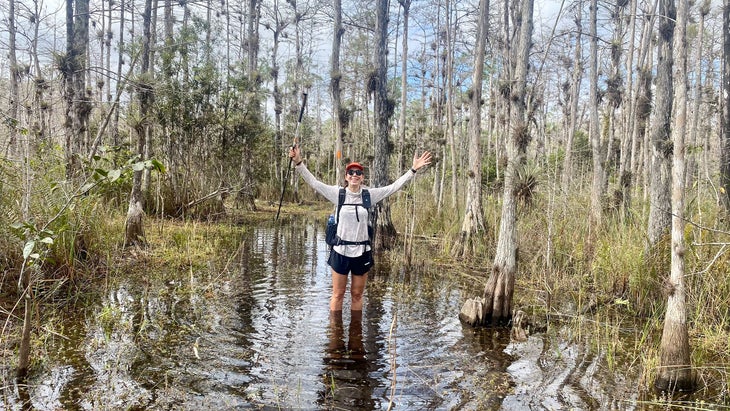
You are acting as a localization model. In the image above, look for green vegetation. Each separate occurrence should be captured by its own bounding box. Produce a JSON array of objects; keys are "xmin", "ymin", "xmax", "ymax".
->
[{"xmin": 2, "ymin": 142, "xmax": 730, "ymax": 407}]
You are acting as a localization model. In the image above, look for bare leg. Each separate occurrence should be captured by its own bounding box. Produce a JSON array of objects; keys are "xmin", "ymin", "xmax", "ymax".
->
[
  {"xmin": 350, "ymin": 273, "xmax": 368, "ymax": 311},
  {"xmin": 330, "ymin": 269, "xmax": 348, "ymax": 311}
]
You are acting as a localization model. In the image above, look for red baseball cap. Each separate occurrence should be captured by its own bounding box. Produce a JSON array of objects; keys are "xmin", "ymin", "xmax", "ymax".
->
[{"xmin": 346, "ymin": 162, "xmax": 364, "ymax": 171}]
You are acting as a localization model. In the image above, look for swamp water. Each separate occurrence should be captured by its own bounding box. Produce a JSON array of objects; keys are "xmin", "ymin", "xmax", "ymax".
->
[{"xmin": 0, "ymin": 219, "xmax": 711, "ymax": 410}]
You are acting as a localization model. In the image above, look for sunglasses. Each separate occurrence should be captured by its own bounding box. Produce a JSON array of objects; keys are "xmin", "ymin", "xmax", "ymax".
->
[{"xmin": 347, "ymin": 169, "xmax": 363, "ymax": 176}]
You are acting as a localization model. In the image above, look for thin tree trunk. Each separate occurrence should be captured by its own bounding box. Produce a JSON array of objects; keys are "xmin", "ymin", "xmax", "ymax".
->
[
  {"xmin": 397, "ymin": 0, "xmax": 411, "ymax": 175},
  {"xmin": 721, "ymin": 0, "xmax": 730, "ymax": 209},
  {"xmin": 237, "ymin": 0, "xmax": 260, "ymax": 210},
  {"xmin": 588, "ymin": 0, "xmax": 605, "ymax": 227},
  {"xmin": 656, "ymin": 0, "xmax": 693, "ymax": 392},
  {"xmin": 31, "ymin": 0, "xmax": 48, "ymax": 142},
  {"xmin": 455, "ymin": 0, "xmax": 489, "ymax": 257},
  {"xmin": 631, "ymin": 0, "xmax": 657, "ymax": 201},
  {"xmin": 687, "ymin": 2, "xmax": 708, "ymax": 192},
  {"xmin": 124, "ymin": 0, "xmax": 153, "ymax": 246},
  {"xmin": 446, "ymin": 0, "xmax": 458, "ymax": 210},
  {"xmin": 142, "ymin": 0, "xmax": 158, "ymax": 196},
  {"xmin": 112, "ymin": 0, "xmax": 125, "ymax": 147},
  {"xmin": 561, "ymin": 2, "xmax": 582, "ymax": 191},
  {"xmin": 332, "ymin": 0, "xmax": 345, "ymax": 182},
  {"xmin": 63, "ymin": 0, "xmax": 90, "ymax": 178},
  {"xmin": 647, "ymin": 0, "xmax": 675, "ymax": 248},
  {"xmin": 7, "ymin": 0, "xmax": 20, "ymax": 157},
  {"xmin": 268, "ymin": 1, "xmax": 288, "ymax": 187},
  {"xmin": 372, "ymin": 0, "xmax": 396, "ymax": 251},
  {"xmin": 468, "ymin": 0, "xmax": 533, "ymax": 326}
]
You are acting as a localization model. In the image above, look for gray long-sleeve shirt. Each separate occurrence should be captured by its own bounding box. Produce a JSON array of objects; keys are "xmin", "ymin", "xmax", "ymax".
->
[{"xmin": 295, "ymin": 163, "xmax": 416, "ymax": 257}]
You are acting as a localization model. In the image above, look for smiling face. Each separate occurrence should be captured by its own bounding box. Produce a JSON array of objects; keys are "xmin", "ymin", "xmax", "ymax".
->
[{"xmin": 345, "ymin": 165, "xmax": 364, "ymax": 190}]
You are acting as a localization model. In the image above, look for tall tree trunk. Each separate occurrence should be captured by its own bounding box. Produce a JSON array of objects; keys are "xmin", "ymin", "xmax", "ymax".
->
[
  {"xmin": 372, "ymin": 0, "xmax": 396, "ymax": 251},
  {"xmin": 561, "ymin": 2, "xmax": 582, "ymax": 191},
  {"xmin": 31, "ymin": 0, "xmax": 48, "ymax": 142},
  {"xmin": 721, "ymin": 0, "xmax": 730, "ymax": 209},
  {"xmin": 630, "ymin": 0, "xmax": 657, "ymax": 201},
  {"xmin": 588, "ymin": 0, "xmax": 605, "ymax": 227},
  {"xmin": 7, "ymin": 0, "xmax": 20, "ymax": 157},
  {"xmin": 687, "ymin": 2, "xmax": 708, "ymax": 192},
  {"xmin": 397, "ymin": 0, "xmax": 411, "ymax": 175},
  {"xmin": 271, "ymin": 1, "xmax": 287, "ymax": 186},
  {"xmin": 470, "ymin": 0, "xmax": 533, "ymax": 326},
  {"xmin": 112, "ymin": 0, "xmax": 126, "ymax": 148},
  {"xmin": 142, "ymin": 0, "xmax": 158, "ymax": 196},
  {"xmin": 446, "ymin": 0, "xmax": 458, "ymax": 210},
  {"xmin": 332, "ymin": 0, "xmax": 345, "ymax": 182},
  {"xmin": 237, "ymin": 0, "xmax": 260, "ymax": 211},
  {"xmin": 454, "ymin": 0, "xmax": 489, "ymax": 257},
  {"xmin": 124, "ymin": 0, "xmax": 153, "ymax": 246},
  {"xmin": 647, "ymin": 0, "xmax": 675, "ymax": 248},
  {"xmin": 656, "ymin": 0, "xmax": 693, "ymax": 392},
  {"xmin": 63, "ymin": 0, "xmax": 91, "ymax": 178}
]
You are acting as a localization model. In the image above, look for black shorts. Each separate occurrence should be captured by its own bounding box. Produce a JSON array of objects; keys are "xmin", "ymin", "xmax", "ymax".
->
[{"xmin": 328, "ymin": 250, "xmax": 374, "ymax": 276}]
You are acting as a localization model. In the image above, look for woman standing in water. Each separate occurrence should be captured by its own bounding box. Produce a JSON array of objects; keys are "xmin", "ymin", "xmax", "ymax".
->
[{"xmin": 289, "ymin": 146, "xmax": 432, "ymax": 312}]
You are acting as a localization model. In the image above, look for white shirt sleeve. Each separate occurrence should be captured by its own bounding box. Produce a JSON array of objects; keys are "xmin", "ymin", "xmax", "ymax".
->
[
  {"xmin": 367, "ymin": 169, "xmax": 416, "ymax": 204},
  {"xmin": 295, "ymin": 163, "xmax": 340, "ymax": 204}
]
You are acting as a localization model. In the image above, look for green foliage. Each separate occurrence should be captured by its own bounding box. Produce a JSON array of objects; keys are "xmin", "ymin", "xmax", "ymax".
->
[
  {"xmin": 1, "ymin": 146, "xmax": 145, "ymax": 280},
  {"xmin": 572, "ymin": 130, "xmax": 592, "ymax": 167},
  {"xmin": 480, "ymin": 151, "xmax": 500, "ymax": 192},
  {"xmin": 0, "ymin": 159, "xmax": 22, "ymax": 269}
]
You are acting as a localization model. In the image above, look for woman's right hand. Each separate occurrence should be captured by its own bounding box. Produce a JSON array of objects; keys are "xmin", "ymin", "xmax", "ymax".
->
[{"xmin": 289, "ymin": 145, "xmax": 302, "ymax": 164}]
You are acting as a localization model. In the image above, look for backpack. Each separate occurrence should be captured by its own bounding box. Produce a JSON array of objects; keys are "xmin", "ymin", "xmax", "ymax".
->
[{"xmin": 326, "ymin": 188, "xmax": 372, "ymax": 247}]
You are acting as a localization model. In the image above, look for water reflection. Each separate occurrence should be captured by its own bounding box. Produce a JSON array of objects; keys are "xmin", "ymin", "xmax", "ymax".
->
[
  {"xmin": 2, "ymin": 217, "xmax": 683, "ymax": 410},
  {"xmin": 320, "ymin": 310, "xmax": 374, "ymax": 409}
]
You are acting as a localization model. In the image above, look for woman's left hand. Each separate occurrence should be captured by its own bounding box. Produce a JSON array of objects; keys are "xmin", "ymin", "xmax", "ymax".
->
[{"xmin": 412, "ymin": 151, "xmax": 432, "ymax": 171}]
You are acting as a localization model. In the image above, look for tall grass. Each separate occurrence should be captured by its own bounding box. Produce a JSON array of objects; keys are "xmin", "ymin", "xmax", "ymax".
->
[
  {"xmin": 391, "ymin": 169, "xmax": 730, "ymax": 404},
  {"xmin": 3, "ymin": 149, "xmax": 730, "ymax": 405}
]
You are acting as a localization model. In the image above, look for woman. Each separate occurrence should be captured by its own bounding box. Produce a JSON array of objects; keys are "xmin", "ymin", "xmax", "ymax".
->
[{"xmin": 289, "ymin": 146, "xmax": 432, "ymax": 312}]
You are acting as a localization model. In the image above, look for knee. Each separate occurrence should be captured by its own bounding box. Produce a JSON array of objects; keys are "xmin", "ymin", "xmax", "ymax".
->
[
  {"xmin": 351, "ymin": 289, "xmax": 364, "ymax": 302},
  {"xmin": 332, "ymin": 288, "xmax": 346, "ymax": 301}
]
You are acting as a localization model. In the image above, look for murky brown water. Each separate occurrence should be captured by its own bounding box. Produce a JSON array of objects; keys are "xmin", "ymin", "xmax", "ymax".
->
[{"xmin": 1, "ymin": 219, "xmax": 723, "ymax": 410}]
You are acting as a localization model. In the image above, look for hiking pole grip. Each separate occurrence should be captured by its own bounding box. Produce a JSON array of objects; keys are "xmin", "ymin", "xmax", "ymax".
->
[{"xmin": 276, "ymin": 92, "xmax": 308, "ymax": 221}]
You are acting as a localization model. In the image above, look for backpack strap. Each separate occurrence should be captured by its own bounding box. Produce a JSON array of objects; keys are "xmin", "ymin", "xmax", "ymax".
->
[
  {"xmin": 361, "ymin": 189, "xmax": 371, "ymax": 209},
  {"xmin": 335, "ymin": 188, "xmax": 346, "ymax": 222}
]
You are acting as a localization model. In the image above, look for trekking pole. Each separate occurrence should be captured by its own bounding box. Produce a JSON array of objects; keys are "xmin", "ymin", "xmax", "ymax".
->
[{"xmin": 275, "ymin": 92, "xmax": 308, "ymax": 221}]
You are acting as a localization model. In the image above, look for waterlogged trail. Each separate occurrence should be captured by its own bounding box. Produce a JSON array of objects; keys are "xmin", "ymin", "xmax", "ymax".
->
[{"xmin": 2, "ymin": 218, "xmax": 657, "ymax": 410}]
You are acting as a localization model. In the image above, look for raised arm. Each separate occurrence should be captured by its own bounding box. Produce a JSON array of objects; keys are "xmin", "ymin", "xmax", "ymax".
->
[
  {"xmin": 289, "ymin": 145, "xmax": 340, "ymax": 204},
  {"xmin": 368, "ymin": 151, "xmax": 432, "ymax": 203}
]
